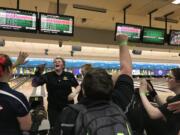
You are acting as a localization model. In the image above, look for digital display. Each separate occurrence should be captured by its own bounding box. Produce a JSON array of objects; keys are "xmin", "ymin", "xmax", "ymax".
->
[
  {"xmin": 115, "ymin": 23, "xmax": 142, "ymax": 42},
  {"xmin": 169, "ymin": 30, "xmax": 180, "ymax": 46},
  {"xmin": 0, "ymin": 7, "xmax": 37, "ymax": 32},
  {"xmin": 142, "ymin": 27, "xmax": 165, "ymax": 44},
  {"xmin": 40, "ymin": 13, "xmax": 74, "ymax": 36}
]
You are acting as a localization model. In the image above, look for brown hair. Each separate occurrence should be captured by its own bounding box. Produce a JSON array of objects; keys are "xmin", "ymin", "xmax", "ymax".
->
[
  {"xmin": 82, "ymin": 68, "xmax": 113, "ymax": 100},
  {"xmin": 54, "ymin": 56, "xmax": 65, "ymax": 67},
  {"xmin": 81, "ymin": 64, "xmax": 92, "ymax": 76},
  {"xmin": 0, "ymin": 54, "xmax": 12, "ymax": 77}
]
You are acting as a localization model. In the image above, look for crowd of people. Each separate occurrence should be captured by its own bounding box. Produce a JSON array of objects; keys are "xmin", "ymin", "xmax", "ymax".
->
[{"xmin": 0, "ymin": 34, "xmax": 179, "ymax": 135}]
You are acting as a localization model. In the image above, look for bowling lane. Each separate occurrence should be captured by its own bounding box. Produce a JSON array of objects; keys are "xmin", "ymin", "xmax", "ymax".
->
[
  {"xmin": 16, "ymin": 79, "xmax": 33, "ymax": 99},
  {"xmin": 16, "ymin": 79, "xmax": 48, "ymax": 110},
  {"xmin": 14, "ymin": 78, "xmax": 175, "ymax": 109},
  {"xmin": 134, "ymin": 78, "xmax": 175, "ymax": 102},
  {"xmin": 9, "ymin": 77, "xmax": 28, "ymax": 89}
]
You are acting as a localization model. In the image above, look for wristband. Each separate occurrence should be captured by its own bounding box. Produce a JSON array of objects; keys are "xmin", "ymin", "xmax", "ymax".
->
[
  {"xmin": 140, "ymin": 91, "xmax": 149, "ymax": 96},
  {"xmin": 118, "ymin": 40, "xmax": 128, "ymax": 46},
  {"xmin": 140, "ymin": 92, "xmax": 146, "ymax": 96}
]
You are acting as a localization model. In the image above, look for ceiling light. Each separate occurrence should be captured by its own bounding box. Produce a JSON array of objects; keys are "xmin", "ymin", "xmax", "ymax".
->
[
  {"xmin": 70, "ymin": 51, "xmax": 74, "ymax": 57},
  {"xmin": 72, "ymin": 46, "xmax": 81, "ymax": 51},
  {"xmin": 0, "ymin": 39, "xmax": 5, "ymax": 47},
  {"xmin": 73, "ymin": 4, "xmax": 106, "ymax": 13},
  {"xmin": 59, "ymin": 41, "xmax": 63, "ymax": 47},
  {"xmin": 132, "ymin": 50, "xmax": 142, "ymax": 55},
  {"xmin": 172, "ymin": 0, "xmax": 180, "ymax": 4},
  {"xmin": 44, "ymin": 49, "xmax": 48, "ymax": 55},
  {"xmin": 154, "ymin": 17, "xmax": 178, "ymax": 23}
]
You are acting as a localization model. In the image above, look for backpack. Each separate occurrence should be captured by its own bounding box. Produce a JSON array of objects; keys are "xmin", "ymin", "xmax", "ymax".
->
[
  {"xmin": 29, "ymin": 96, "xmax": 48, "ymax": 135},
  {"xmin": 30, "ymin": 106, "xmax": 48, "ymax": 133},
  {"xmin": 69, "ymin": 101, "xmax": 132, "ymax": 135}
]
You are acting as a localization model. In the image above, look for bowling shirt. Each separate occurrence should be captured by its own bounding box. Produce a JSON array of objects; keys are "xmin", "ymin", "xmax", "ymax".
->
[
  {"xmin": 0, "ymin": 82, "xmax": 30, "ymax": 135},
  {"xmin": 32, "ymin": 71, "xmax": 79, "ymax": 110}
]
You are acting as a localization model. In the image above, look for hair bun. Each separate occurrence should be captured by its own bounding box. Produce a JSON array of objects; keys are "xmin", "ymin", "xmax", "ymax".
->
[{"xmin": 0, "ymin": 56, "xmax": 6, "ymax": 65}]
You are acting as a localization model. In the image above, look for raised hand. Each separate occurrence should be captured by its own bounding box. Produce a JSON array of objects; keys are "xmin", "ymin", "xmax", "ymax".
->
[
  {"xmin": 37, "ymin": 64, "xmax": 45, "ymax": 74},
  {"xmin": 139, "ymin": 79, "xmax": 148, "ymax": 93},
  {"xmin": 146, "ymin": 79, "xmax": 158, "ymax": 98},
  {"xmin": 14, "ymin": 52, "xmax": 29, "ymax": 66},
  {"xmin": 116, "ymin": 34, "xmax": 128, "ymax": 43}
]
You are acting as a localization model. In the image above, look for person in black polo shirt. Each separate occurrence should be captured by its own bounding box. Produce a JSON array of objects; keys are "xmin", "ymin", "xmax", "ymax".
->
[
  {"xmin": 139, "ymin": 68, "xmax": 180, "ymax": 135},
  {"xmin": 32, "ymin": 56, "xmax": 79, "ymax": 135},
  {"xmin": 0, "ymin": 52, "xmax": 31, "ymax": 135}
]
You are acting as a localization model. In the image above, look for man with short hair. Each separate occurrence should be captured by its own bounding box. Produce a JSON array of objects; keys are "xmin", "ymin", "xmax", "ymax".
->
[
  {"xmin": 59, "ymin": 68, "xmax": 132, "ymax": 135},
  {"xmin": 32, "ymin": 56, "xmax": 78, "ymax": 135}
]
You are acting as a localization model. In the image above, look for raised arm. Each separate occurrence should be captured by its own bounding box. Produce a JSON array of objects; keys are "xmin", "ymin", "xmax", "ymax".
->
[
  {"xmin": 13, "ymin": 52, "xmax": 29, "ymax": 68},
  {"xmin": 139, "ymin": 79, "xmax": 165, "ymax": 120},
  {"xmin": 32, "ymin": 64, "xmax": 47, "ymax": 87},
  {"xmin": 116, "ymin": 34, "xmax": 132, "ymax": 77},
  {"xmin": 146, "ymin": 79, "xmax": 165, "ymax": 105}
]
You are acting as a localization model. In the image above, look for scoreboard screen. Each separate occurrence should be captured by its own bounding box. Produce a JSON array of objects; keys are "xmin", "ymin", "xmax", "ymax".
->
[
  {"xmin": 40, "ymin": 13, "xmax": 74, "ymax": 36},
  {"xmin": 169, "ymin": 30, "xmax": 180, "ymax": 46},
  {"xmin": 0, "ymin": 7, "xmax": 37, "ymax": 32},
  {"xmin": 142, "ymin": 27, "xmax": 165, "ymax": 45},
  {"xmin": 115, "ymin": 23, "xmax": 142, "ymax": 42}
]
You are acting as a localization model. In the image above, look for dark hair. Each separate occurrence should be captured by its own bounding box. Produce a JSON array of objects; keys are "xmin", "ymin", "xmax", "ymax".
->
[
  {"xmin": 0, "ymin": 54, "xmax": 13, "ymax": 77},
  {"xmin": 166, "ymin": 96, "xmax": 174, "ymax": 102},
  {"xmin": 54, "ymin": 56, "xmax": 65, "ymax": 67},
  {"xmin": 81, "ymin": 68, "xmax": 113, "ymax": 100},
  {"xmin": 171, "ymin": 68, "xmax": 180, "ymax": 81}
]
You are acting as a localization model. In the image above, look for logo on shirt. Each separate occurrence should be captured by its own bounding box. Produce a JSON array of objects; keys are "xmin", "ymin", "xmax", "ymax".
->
[
  {"xmin": 63, "ymin": 76, "xmax": 68, "ymax": 80},
  {"xmin": 0, "ymin": 105, "xmax": 3, "ymax": 111}
]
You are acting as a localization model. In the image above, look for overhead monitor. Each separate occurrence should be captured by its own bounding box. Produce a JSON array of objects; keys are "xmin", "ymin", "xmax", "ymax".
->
[
  {"xmin": 169, "ymin": 30, "xmax": 180, "ymax": 46},
  {"xmin": 115, "ymin": 23, "xmax": 142, "ymax": 42},
  {"xmin": 39, "ymin": 13, "xmax": 74, "ymax": 36},
  {"xmin": 0, "ymin": 7, "xmax": 37, "ymax": 32},
  {"xmin": 142, "ymin": 27, "xmax": 165, "ymax": 45}
]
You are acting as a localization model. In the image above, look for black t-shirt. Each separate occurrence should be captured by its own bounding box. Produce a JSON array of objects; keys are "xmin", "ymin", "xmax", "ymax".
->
[
  {"xmin": 158, "ymin": 94, "xmax": 180, "ymax": 135},
  {"xmin": 112, "ymin": 74, "xmax": 146, "ymax": 134},
  {"xmin": 32, "ymin": 71, "xmax": 79, "ymax": 110},
  {"xmin": 112, "ymin": 74, "xmax": 134, "ymax": 111},
  {"xmin": 0, "ymin": 82, "xmax": 30, "ymax": 135},
  {"xmin": 112, "ymin": 74, "xmax": 169, "ymax": 135}
]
